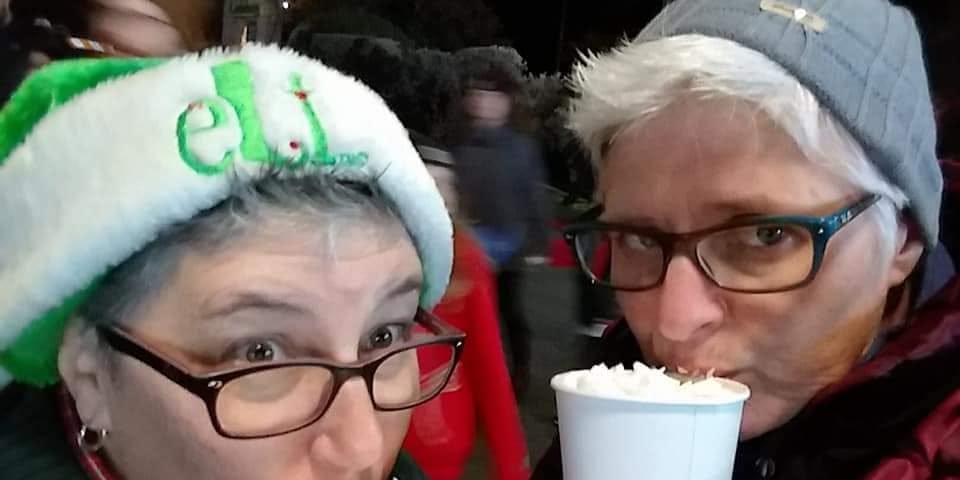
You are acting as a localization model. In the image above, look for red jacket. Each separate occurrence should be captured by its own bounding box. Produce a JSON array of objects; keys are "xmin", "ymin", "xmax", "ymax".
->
[
  {"xmin": 404, "ymin": 232, "xmax": 530, "ymax": 480},
  {"xmin": 534, "ymin": 276, "xmax": 960, "ymax": 479},
  {"xmin": 855, "ymin": 279, "xmax": 960, "ymax": 479}
]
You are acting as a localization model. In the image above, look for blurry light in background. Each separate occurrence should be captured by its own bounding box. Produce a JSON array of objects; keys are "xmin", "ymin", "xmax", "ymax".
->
[{"xmin": 281, "ymin": 1, "xmax": 290, "ymax": 9}]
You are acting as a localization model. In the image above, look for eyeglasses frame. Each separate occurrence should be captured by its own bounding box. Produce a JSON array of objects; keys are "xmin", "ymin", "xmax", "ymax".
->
[
  {"xmin": 97, "ymin": 309, "xmax": 465, "ymax": 439},
  {"xmin": 563, "ymin": 194, "xmax": 881, "ymax": 294}
]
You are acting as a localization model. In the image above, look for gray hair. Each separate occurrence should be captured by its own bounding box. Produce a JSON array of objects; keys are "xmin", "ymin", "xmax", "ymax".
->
[
  {"xmin": 77, "ymin": 173, "xmax": 405, "ymax": 329},
  {"xmin": 568, "ymin": 34, "xmax": 908, "ymax": 258}
]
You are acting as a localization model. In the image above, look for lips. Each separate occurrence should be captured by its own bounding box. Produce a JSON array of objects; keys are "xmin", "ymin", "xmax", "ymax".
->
[
  {"xmin": 646, "ymin": 342, "xmax": 742, "ymax": 380},
  {"xmin": 655, "ymin": 359, "xmax": 738, "ymax": 379},
  {"xmin": 684, "ymin": 367, "xmax": 735, "ymax": 378}
]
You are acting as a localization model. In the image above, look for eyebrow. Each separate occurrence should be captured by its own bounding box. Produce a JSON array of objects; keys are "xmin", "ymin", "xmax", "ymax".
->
[
  {"xmin": 703, "ymin": 196, "xmax": 839, "ymax": 221},
  {"xmin": 600, "ymin": 195, "xmax": 803, "ymax": 227},
  {"xmin": 202, "ymin": 291, "xmax": 313, "ymax": 319},
  {"xmin": 598, "ymin": 212, "xmax": 657, "ymax": 225},
  {"xmin": 202, "ymin": 274, "xmax": 421, "ymax": 321},
  {"xmin": 381, "ymin": 276, "xmax": 423, "ymax": 302}
]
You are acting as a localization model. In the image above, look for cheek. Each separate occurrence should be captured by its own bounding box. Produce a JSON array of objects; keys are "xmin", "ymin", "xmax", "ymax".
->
[
  {"xmin": 104, "ymin": 367, "xmax": 225, "ymax": 478},
  {"xmin": 109, "ymin": 368, "xmax": 208, "ymax": 436},
  {"xmin": 618, "ymin": 277, "xmax": 880, "ymax": 374},
  {"xmin": 379, "ymin": 410, "xmax": 412, "ymax": 450},
  {"xmin": 723, "ymin": 294, "xmax": 800, "ymax": 361},
  {"xmin": 784, "ymin": 241, "xmax": 889, "ymax": 359},
  {"xmin": 106, "ymin": 368, "xmax": 322, "ymax": 479},
  {"xmin": 729, "ymin": 249, "xmax": 889, "ymax": 381},
  {"xmin": 617, "ymin": 291, "xmax": 653, "ymax": 336}
]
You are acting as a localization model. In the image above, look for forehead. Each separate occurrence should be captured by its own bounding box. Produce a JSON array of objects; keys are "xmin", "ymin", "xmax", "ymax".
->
[
  {"xmin": 166, "ymin": 219, "xmax": 421, "ymax": 306},
  {"xmin": 599, "ymin": 97, "xmax": 857, "ymax": 224}
]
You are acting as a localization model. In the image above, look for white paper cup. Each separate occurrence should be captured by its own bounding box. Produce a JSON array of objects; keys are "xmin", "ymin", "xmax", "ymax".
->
[{"xmin": 551, "ymin": 372, "xmax": 750, "ymax": 480}]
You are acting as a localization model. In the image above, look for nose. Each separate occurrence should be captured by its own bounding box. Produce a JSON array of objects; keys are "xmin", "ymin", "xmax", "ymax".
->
[
  {"xmin": 309, "ymin": 378, "xmax": 384, "ymax": 474},
  {"xmin": 651, "ymin": 255, "xmax": 724, "ymax": 343}
]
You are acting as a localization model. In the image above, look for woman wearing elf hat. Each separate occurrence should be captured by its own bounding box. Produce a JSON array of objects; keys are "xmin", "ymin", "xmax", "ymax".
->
[{"xmin": 0, "ymin": 44, "xmax": 462, "ymax": 480}]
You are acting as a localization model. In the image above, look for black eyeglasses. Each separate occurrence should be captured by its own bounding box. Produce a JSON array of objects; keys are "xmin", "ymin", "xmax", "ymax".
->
[
  {"xmin": 97, "ymin": 310, "xmax": 465, "ymax": 439},
  {"xmin": 564, "ymin": 194, "xmax": 880, "ymax": 294}
]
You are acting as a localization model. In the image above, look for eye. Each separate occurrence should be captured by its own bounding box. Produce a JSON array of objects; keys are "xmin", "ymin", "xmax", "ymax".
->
[
  {"xmin": 719, "ymin": 224, "xmax": 806, "ymax": 253},
  {"xmin": 222, "ymin": 339, "xmax": 287, "ymax": 365},
  {"xmin": 616, "ymin": 232, "xmax": 659, "ymax": 251},
  {"xmin": 363, "ymin": 324, "xmax": 411, "ymax": 352},
  {"xmin": 246, "ymin": 342, "xmax": 276, "ymax": 362},
  {"xmin": 753, "ymin": 226, "xmax": 785, "ymax": 246}
]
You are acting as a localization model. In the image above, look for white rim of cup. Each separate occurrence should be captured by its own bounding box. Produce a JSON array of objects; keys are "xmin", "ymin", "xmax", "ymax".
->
[{"xmin": 550, "ymin": 371, "xmax": 751, "ymax": 406}]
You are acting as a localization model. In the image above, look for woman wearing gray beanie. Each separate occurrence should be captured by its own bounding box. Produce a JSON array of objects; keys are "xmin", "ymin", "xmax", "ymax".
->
[{"xmin": 535, "ymin": 0, "xmax": 958, "ymax": 478}]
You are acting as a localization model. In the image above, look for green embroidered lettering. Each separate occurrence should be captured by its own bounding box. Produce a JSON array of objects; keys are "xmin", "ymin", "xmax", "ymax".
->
[
  {"xmin": 177, "ymin": 65, "xmax": 370, "ymax": 175},
  {"xmin": 177, "ymin": 99, "xmax": 237, "ymax": 176},
  {"xmin": 212, "ymin": 61, "xmax": 270, "ymax": 163},
  {"xmin": 290, "ymin": 74, "xmax": 331, "ymax": 165}
]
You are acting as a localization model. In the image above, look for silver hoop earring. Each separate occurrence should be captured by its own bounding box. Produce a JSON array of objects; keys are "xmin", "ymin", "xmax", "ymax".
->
[{"xmin": 77, "ymin": 425, "xmax": 109, "ymax": 452}]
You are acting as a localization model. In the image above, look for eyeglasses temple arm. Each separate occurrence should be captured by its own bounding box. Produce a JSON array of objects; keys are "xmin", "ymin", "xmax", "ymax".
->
[
  {"xmin": 97, "ymin": 327, "xmax": 208, "ymax": 390},
  {"xmin": 825, "ymin": 194, "xmax": 882, "ymax": 232}
]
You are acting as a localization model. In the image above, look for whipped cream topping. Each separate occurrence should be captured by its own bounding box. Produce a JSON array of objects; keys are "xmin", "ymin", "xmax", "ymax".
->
[{"xmin": 552, "ymin": 362, "xmax": 749, "ymax": 404}]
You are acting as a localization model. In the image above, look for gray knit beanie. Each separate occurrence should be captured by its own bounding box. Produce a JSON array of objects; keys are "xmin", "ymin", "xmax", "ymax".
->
[{"xmin": 638, "ymin": 0, "xmax": 942, "ymax": 245}]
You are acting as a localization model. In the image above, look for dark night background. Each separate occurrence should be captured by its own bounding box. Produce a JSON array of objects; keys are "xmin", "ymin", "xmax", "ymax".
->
[
  {"xmin": 487, "ymin": 0, "xmax": 666, "ymax": 73},
  {"xmin": 13, "ymin": 0, "xmax": 957, "ymax": 87},
  {"xmin": 490, "ymin": 0, "xmax": 958, "ymax": 90}
]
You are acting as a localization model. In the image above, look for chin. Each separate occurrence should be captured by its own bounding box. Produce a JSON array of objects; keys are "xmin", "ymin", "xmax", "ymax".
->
[
  {"xmin": 739, "ymin": 414, "xmax": 767, "ymax": 441},
  {"xmin": 737, "ymin": 396, "xmax": 796, "ymax": 441}
]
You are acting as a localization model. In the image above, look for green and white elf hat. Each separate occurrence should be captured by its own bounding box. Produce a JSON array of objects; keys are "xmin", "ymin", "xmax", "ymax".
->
[{"xmin": 0, "ymin": 44, "xmax": 454, "ymax": 388}]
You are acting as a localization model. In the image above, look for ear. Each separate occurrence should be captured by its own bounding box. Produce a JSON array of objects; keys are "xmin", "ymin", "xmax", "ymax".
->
[
  {"xmin": 58, "ymin": 319, "xmax": 113, "ymax": 432},
  {"xmin": 886, "ymin": 221, "xmax": 925, "ymax": 288}
]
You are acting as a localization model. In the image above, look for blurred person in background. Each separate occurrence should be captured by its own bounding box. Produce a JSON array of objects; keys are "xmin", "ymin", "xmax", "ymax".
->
[
  {"xmin": 1, "ymin": 0, "xmax": 10, "ymax": 27},
  {"xmin": 1, "ymin": 7, "xmax": 91, "ymax": 105},
  {"xmin": 86, "ymin": 0, "xmax": 185, "ymax": 56},
  {"xmin": 1, "ymin": 0, "xmax": 186, "ymax": 105},
  {"xmin": 8, "ymin": 0, "xmax": 186, "ymax": 56},
  {"xmin": 403, "ymin": 132, "xmax": 530, "ymax": 480},
  {"xmin": 455, "ymin": 69, "xmax": 550, "ymax": 397}
]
